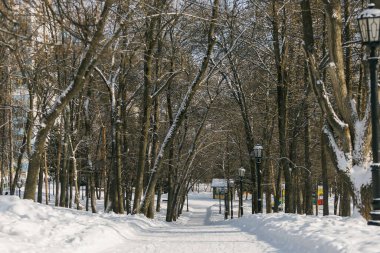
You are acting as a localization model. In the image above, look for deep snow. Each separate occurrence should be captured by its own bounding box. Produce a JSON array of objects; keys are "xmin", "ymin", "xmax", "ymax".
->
[{"xmin": 1, "ymin": 192, "xmax": 379, "ymax": 253}]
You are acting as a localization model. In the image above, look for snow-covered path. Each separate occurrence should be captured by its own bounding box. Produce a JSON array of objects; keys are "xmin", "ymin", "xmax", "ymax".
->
[
  {"xmin": 107, "ymin": 194, "xmax": 276, "ymax": 253},
  {"xmin": 2, "ymin": 192, "xmax": 380, "ymax": 253}
]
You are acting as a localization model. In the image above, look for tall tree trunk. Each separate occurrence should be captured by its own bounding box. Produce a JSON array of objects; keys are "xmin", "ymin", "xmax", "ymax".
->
[
  {"xmin": 156, "ymin": 180, "xmax": 162, "ymax": 212},
  {"xmin": 37, "ymin": 165, "xmax": 43, "ymax": 203},
  {"xmin": 71, "ymin": 154, "xmax": 80, "ymax": 210},
  {"xmin": 8, "ymin": 94, "xmax": 13, "ymax": 194},
  {"xmin": 69, "ymin": 158, "xmax": 73, "ymax": 208},
  {"xmin": 106, "ymin": 81, "xmax": 124, "ymax": 214},
  {"xmin": 90, "ymin": 172, "xmax": 96, "ymax": 213},
  {"xmin": 44, "ymin": 152, "xmax": 49, "ymax": 205},
  {"xmin": 145, "ymin": 102, "xmax": 159, "ymax": 218},
  {"xmin": 0, "ymin": 46, "xmax": 6, "ymax": 195},
  {"xmin": 321, "ymin": 128, "xmax": 329, "ymax": 216},
  {"xmin": 272, "ymin": 0, "xmax": 292, "ymax": 213},
  {"xmin": 224, "ymin": 67, "xmax": 257, "ymax": 213},
  {"xmin": 24, "ymin": 0, "xmax": 114, "ymax": 200},
  {"xmin": 340, "ymin": 173, "xmax": 351, "ymax": 217},
  {"xmin": 303, "ymin": 73, "xmax": 313, "ymax": 215},
  {"xmin": 289, "ymin": 124, "xmax": 299, "ymax": 213},
  {"xmin": 101, "ymin": 126, "xmax": 108, "ymax": 210},
  {"xmin": 262, "ymin": 92, "xmax": 275, "ymax": 214},
  {"xmin": 343, "ymin": 0, "xmax": 351, "ymax": 93},
  {"xmin": 334, "ymin": 178, "xmax": 339, "ymax": 215},
  {"xmin": 115, "ymin": 117, "xmax": 124, "ymax": 213},
  {"xmin": 132, "ymin": 2, "xmax": 159, "ymax": 213},
  {"xmin": 140, "ymin": 0, "xmax": 219, "ymax": 215},
  {"xmin": 84, "ymin": 92, "xmax": 97, "ymax": 213},
  {"xmin": 60, "ymin": 118, "xmax": 69, "ymax": 207},
  {"xmin": 165, "ymin": 61, "xmax": 175, "ymax": 222},
  {"xmin": 11, "ymin": 131, "xmax": 28, "ymax": 195},
  {"xmin": 0, "ymin": 114, "xmax": 5, "ymax": 195},
  {"xmin": 55, "ymin": 125, "xmax": 62, "ymax": 206},
  {"xmin": 86, "ymin": 176, "xmax": 89, "ymax": 211}
]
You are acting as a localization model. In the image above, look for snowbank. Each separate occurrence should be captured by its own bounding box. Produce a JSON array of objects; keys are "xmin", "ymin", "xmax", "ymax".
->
[{"xmin": 1, "ymin": 193, "xmax": 380, "ymax": 253}]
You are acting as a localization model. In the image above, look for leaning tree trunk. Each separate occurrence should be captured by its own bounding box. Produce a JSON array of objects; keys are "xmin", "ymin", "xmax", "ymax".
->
[
  {"xmin": 24, "ymin": 0, "xmax": 114, "ymax": 200},
  {"xmin": 139, "ymin": 0, "xmax": 219, "ymax": 215},
  {"xmin": 301, "ymin": 0, "xmax": 372, "ymax": 217}
]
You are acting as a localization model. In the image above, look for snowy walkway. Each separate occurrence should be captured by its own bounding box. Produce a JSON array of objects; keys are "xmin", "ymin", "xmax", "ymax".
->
[
  {"xmin": 107, "ymin": 194, "xmax": 276, "ymax": 253},
  {"xmin": 2, "ymin": 192, "xmax": 380, "ymax": 253}
]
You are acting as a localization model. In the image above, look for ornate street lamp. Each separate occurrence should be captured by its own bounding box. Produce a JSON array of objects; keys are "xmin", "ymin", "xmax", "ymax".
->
[
  {"xmin": 16, "ymin": 180, "xmax": 23, "ymax": 198},
  {"xmin": 230, "ymin": 179, "xmax": 234, "ymax": 219},
  {"xmin": 218, "ymin": 188, "xmax": 222, "ymax": 214},
  {"xmin": 238, "ymin": 167, "xmax": 245, "ymax": 217},
  {"xmin": 358, "ymin": 3, "xmax": 380, "ymax": 225},
  {"xmin": 253, "ymin": 144, "xmax": 263, "ymax": 213}
]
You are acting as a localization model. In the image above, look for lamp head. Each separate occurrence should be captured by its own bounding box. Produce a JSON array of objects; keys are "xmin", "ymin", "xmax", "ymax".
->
[
  {"xmin": 357, "ymin": 4, "xmax": 380, "ymax": 46},
  {"xmin": 238, "ymin": 167, "xmax": 246, "ymax": 177},
  {"xmin": 253, "ymin": 144, "xmax": 263, "ymax": 163}
]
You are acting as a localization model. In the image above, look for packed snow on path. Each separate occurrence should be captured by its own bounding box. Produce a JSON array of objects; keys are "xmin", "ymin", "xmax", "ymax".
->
[{"xmin": 1, "ymin": 192, "xmax": 380, "ymax": 253}]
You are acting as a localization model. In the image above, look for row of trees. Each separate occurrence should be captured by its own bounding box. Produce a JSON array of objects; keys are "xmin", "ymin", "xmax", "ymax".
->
[{"xmin": 0, "ymin": 0, "xmax": 375, "ymax": 220}]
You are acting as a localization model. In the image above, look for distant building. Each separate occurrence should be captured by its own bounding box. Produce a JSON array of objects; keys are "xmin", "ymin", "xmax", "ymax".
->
[{"xmin": 211, "ymin": 178, "xmax": 234, "ymax": 199}]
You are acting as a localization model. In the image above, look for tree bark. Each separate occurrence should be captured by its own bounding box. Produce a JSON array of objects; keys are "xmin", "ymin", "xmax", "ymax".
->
[
  {"xmin": 8, "ymin": 86, "xmax": 13, "ymax": 194},
  {"xmin": 44, "ymin": 151, "xmax": 49, "ymax": 205},
  {"xmin": 321, "ymin": 128, "xmax": 329, "ymax": 216},
  {"xmin": 132, "ymin": 1, "xmax": 159, "ymax": 214},
  {"xmin": 24, "ymin": 0, "xmax": 114, "ymax": 200},
  {"xmin": 55, "ymin": 123, "xmax": 62, "ymax": 206},
  {"xmin": 299, "ymin": 0, "xmax": 314, "ymax": 212},
  {"xmin": 301, "ymin": 0, "xmax": 371, "ymax": 214},
  {"xmin": 165, "ymin": 75, "xmax": 175, "ymax": 222},
  {"xmin": 84, "ymin": 92, "xmax": 97, "ymax": 213},
  {"xmin": 140, "ymin": 0, "xmax": 219, "ymax": 215},
  {"xmin": 60, "ymin": 113, "xmax": 69, "ymax": 207},
  {"xmin": 272, "ymin": 0, "xmax": 292, "ymax": 213},
  {"xmin": 37, "ymin": 164, "xmax": 43, "ymax": 203}
]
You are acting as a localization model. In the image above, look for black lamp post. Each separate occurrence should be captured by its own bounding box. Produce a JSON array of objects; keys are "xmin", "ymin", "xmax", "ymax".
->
[
  {"xmin": 238, "ymin": 167, "xmax": 245, "ymax": 217},
  {"xmin": 185, "ymin": 190, "xmax": 189, "ymax": 212},
  {"xmin": 218, "ymin": 188, "xmax": 222, "ymax": 214},
  {"xmin": 228, "ymin": 179, "xmax": 233, "ymax": 219},
  {"xmin": 358, "ymin": 4, "xmax": 380, "ymax": 225},
  {"xmin": 16, "ymin": 180, "xmax": 23, "ymax": 198},
  {"xmin": 52, "ymin": 173, "xmax": 55, "ymax": 197},
  {"xmin": 224, "ymin": 185, "xmax": 229, "ymax": 220},
  {"xmin": 253, "ymin": 144, "xmax": 263, "ymax": 213}
]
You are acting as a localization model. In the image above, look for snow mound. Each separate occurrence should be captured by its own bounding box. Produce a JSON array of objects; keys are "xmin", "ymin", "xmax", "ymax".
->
[{"xmin": 2, "ymin": 194, "xmax": 380, "ymax": 253}]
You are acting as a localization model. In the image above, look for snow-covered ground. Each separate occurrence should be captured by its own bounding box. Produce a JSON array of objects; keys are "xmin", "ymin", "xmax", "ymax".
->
[{"xmin": 1, "ymin": 192, "xmax": 379, "ymax": 253}]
